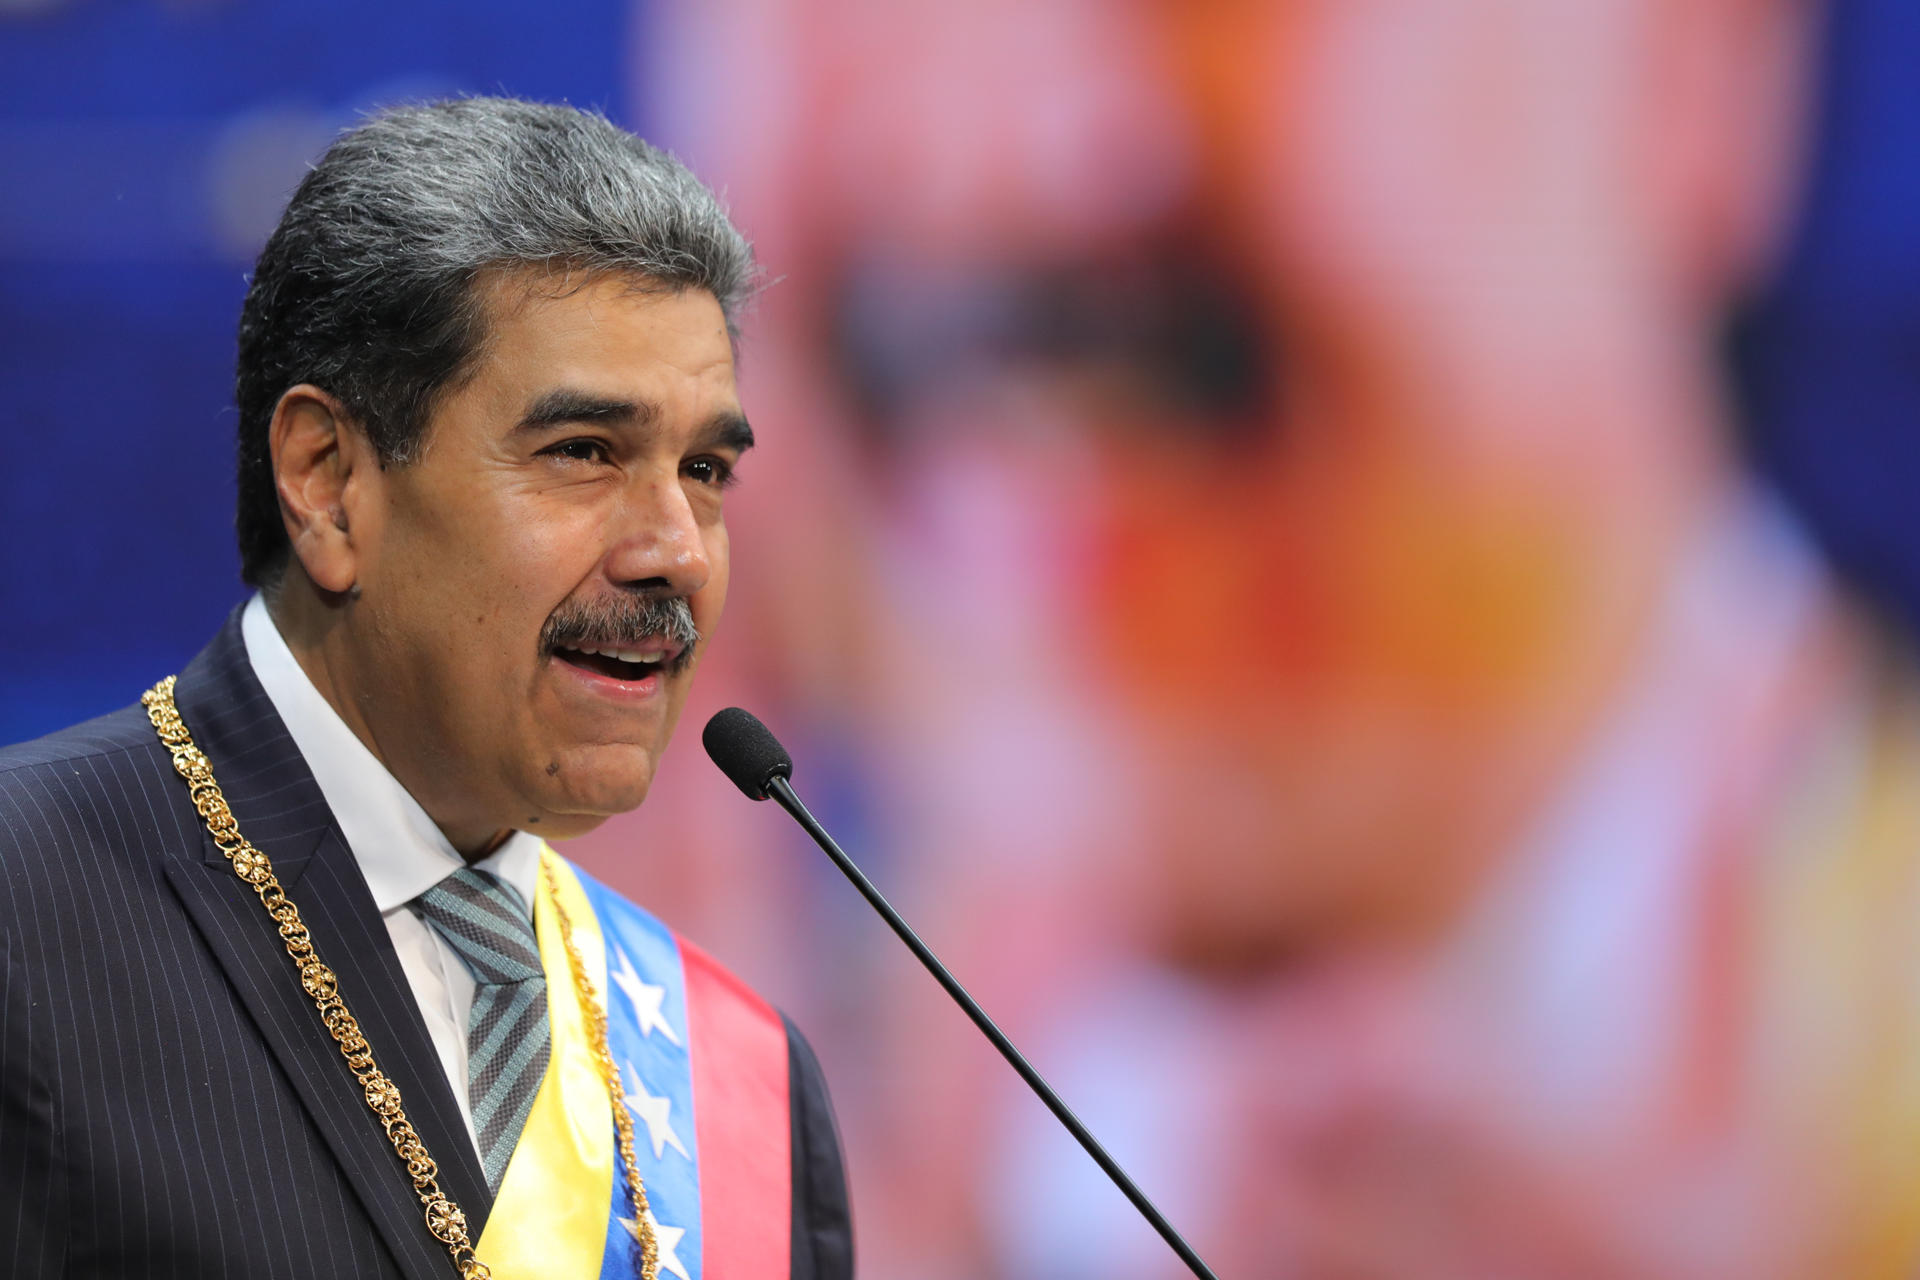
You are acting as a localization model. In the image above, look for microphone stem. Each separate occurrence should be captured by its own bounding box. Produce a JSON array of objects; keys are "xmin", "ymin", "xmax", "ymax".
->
[{"xmin": 766, "ymin": 776, "xmax": 1222, "ymax": 1280}]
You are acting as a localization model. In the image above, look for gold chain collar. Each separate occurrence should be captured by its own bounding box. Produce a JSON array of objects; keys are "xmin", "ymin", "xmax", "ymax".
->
[{"xmin": 143, "ymin": 675, "xmax": 659, "ymax": 1279}]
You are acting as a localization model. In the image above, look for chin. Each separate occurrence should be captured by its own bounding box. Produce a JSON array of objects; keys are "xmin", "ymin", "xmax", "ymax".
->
[
  {"xmin": 529, "ymin": 751, "xmax": 660, "ymax": 828},
  {"xmin": 530, "ymin": 810, "xmax": 620, "ymax": 842}
]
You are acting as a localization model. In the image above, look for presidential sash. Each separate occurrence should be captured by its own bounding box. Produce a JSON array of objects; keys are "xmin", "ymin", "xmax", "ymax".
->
[{"xmin": 478, "ymin": 848, "xmax": 792, "ymax": 1280}]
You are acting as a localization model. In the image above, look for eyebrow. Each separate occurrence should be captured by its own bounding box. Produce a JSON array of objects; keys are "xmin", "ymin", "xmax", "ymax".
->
[
  {"xmin": 515, "ymin": 389, "xmax": 653, "ymax": 432},
  {"xmin": 703, "ymin": 413, "xmax": 756, "ymax": 453},
  {"xmin": 514, "ymin": 388, "xmax": 755, "ymax": 452}
]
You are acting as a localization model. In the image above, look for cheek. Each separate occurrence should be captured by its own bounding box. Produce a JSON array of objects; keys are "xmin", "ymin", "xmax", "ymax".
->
[
  {"xmin": 386, "ymin": 482, "xmax": 607, "ymax": 650},
  {"xmin": 697, "ymin": 524, "xmax": 731, "ymax": 622}
]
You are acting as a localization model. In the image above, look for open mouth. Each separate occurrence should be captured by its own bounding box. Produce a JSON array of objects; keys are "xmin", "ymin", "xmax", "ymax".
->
[{"xmin": 550, "ymin": 641, "xmax": 687, "ymax": 683}]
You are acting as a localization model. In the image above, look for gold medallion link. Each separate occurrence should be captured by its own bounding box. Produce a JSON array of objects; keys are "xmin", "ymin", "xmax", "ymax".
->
[{"xmin": 143, "ymin": 676, "xmax": 495, "ymax": 1278}]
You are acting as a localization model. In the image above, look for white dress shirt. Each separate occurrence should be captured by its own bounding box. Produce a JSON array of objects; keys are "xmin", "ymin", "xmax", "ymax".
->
[{"xmin": 241, "ymin": 594, "xmax": 545, "ymax": 1158}]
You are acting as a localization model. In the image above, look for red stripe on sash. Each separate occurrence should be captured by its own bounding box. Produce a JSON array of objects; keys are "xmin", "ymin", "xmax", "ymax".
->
[{"xmin": 680, "ymin": 936, "xmax": 791, "ymax": 1280}]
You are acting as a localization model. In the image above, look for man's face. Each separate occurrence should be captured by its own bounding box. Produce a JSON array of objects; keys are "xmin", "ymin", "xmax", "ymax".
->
[{"xmin": 338, "ymin": 272, "xmax": 746, "ymax": 848}]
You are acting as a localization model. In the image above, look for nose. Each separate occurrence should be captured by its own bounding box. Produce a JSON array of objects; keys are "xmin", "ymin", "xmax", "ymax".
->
[{"xmin": 602, "ymin": 470, "xmax": 711, "ymax": 597}]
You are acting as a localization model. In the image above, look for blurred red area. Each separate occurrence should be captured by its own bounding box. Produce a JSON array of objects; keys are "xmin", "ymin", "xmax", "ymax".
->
[{"xmin": 567, "ymin": 2, "xmax": 1920, "ymax": 1276}]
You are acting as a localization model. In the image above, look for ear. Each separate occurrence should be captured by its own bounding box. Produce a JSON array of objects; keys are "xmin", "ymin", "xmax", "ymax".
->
[{"xmin": 269, "ymin": 385, "xmax": 377, "ymax": 596}]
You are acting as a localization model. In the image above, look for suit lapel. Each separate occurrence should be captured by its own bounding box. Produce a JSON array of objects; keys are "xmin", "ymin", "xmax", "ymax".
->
[{"xmin": 158, "ymin": 611, "xmax": 492, "ymax": 1276}]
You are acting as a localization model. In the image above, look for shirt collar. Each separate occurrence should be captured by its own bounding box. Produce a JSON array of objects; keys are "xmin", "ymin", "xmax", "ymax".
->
[{"xmin": 240, "ymin": 594, "xmax": 543, "ymax": 918}]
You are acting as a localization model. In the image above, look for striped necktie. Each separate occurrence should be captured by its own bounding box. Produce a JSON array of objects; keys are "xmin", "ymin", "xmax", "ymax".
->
[{"xmin": 412, "ymin": 867, "xmax": 551, "ymax": 1192}]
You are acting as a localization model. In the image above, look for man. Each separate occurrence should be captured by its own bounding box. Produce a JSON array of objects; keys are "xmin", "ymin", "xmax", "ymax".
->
[{"xmin": 0, "ymin": 97, "xmax": 851, "ymax": 1279}]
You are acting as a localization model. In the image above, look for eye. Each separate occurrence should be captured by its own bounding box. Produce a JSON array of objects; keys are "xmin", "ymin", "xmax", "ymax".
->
[
  {"xmin": 541, "ymin": 437, "xmax": 612, "ymax": 464},
  {"xmin": 684, "ymin": 456, "xmax": 739, "ymax": 489}
]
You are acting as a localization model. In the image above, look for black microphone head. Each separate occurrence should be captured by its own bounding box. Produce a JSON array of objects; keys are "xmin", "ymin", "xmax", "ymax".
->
[{"xmin": 702, "ymin": 707, "xmax": 794, "ymax": 801}]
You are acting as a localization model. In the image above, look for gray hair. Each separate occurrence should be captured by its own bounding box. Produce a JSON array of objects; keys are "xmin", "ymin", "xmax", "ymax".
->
[{"xmin": 233, "ymin": 96, "xmax": 755, "ymax": 586}]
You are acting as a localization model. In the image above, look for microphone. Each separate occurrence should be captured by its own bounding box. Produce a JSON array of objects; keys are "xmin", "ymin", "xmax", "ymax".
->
[
  {"xmin": 703, "ymin": 707, "xmax": 1220, "ymax": 1280},
  {"xmin": 701, "ymin": 706, "xmax": 792, "ymax": 800}
]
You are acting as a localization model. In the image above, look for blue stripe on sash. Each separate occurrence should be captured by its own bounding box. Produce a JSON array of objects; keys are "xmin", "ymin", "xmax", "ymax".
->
[{"xmin": 573, "ymin": 867, "xmax": 705, "ymax": 1280}]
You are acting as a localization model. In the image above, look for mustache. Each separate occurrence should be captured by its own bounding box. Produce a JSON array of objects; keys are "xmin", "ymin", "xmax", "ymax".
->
[{"xmin": 539, "ymin": 593, "xmax": 701, "ymax": 672}]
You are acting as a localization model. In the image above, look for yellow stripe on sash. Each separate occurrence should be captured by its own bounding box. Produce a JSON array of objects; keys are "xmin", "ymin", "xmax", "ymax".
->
[{"xmin": 474, "ymin": 847, "xmax": 613, "ymax": 1280}]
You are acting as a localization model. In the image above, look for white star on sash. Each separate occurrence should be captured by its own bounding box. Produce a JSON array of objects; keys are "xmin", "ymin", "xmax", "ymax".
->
[
  {"xmin": 622, "ymin": 1060, "xmax": 691, "ymax": 1161},
  {"xmin": 611, "ymin": 945, "xmax": 683, "ymax": 1045},
  {"xmin": 621, "ymin": 1209, "xmax": 691, "ymax": 1280}
]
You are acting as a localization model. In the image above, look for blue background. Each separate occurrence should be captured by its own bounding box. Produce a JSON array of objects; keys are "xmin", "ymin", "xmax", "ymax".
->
[
  {"xmin": 1736, "ymin": 0, "xmax": 1920, "ymax": 628},
  {"xmin": 0, "ymin": 0, "xmax": 635, "ymax": 743}
]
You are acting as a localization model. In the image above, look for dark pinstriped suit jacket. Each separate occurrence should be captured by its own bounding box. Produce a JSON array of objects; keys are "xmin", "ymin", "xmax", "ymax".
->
[{"xmin": 0, "ymin": 611, "xmax": 852, "ymax": 1278}]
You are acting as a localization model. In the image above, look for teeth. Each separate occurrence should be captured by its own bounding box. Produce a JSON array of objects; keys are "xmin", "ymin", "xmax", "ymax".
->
[
  {"xmin": 564, "ymin": 645, "xmax": 662, "ymax": 665},
  {"xmin": 611, "ymin": 649, "xmax": 662, "ymax": 665}
]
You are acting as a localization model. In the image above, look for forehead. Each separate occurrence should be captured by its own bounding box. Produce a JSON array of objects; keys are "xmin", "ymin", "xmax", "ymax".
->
[{"xmin": 460, "ymin": 266, "xmax": 738, "ymax": 411}]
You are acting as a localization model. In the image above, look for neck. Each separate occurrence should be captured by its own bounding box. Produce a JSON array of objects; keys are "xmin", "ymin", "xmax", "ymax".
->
[{"xmin": 264, "ymin": 572, "xmax": 511, "ymax": 859}]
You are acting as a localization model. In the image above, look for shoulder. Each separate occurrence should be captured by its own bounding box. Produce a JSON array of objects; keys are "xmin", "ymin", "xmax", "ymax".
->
[
  {"xmin": 0, "ymin": 701, "xmax": 192, "ymax": 924},
  {"xmin": 0, "ymin": 700, "xmax": 160, "ymax": 775},
  {"xmin": 0, "ymin": 701, "xmax": 175, "ymax": 851}
]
